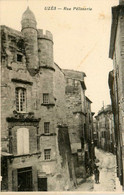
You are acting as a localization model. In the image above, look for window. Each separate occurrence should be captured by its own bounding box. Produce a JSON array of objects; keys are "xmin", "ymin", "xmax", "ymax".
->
[
  {"xmin": 66, "ymin": 78, "xmax": 69, "ymax": 84},
  {"xmin": 17, "ymin": 54, "xmax": 23, "ymax": 62},
  {"xmin": 17, "ymin": 128, "xmax": 29, "ymax": 155},
  {"xmin": 43, "ymin": 94, "xmax": 49, "ymax": 104},
  {"xmin": 16, "ymin": 88, "xmax": 26, "ymax": 112},
  {"xmin": 44, "ymin": 122, "xmax": 50, "ymax": 134},
  {"xmin": 66, "ymin": 78, "xmax": 72, "ymax": 85},
  {"xmin": 44, "ymin": 149, "xmax": 51, "ymax": 160},
  {"xmin": 74, "ymin": 80, "xmax": 78, "ymax": 87},
  {"xmin": 89, "ymin": 115, "xmax": 91, "ymax": 123}
]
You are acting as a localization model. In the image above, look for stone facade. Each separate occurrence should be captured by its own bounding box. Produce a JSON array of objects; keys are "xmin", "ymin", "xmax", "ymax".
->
[
  {"xmin": 1, "ymin": 7, "xmax": 93, "ymax": 191},
  {"xmin": 109, "ymin": 1, "xmax": 124, "ymax": 188},
  {"xmin": 1, "ymin": 7, "xmax": 76, "ymax": 191},
  {"xmin": 85, "ymin": 97, "xmax": 95, "ymax": 175},
  {"xmin": 63, "ymin": 70, "xmax": 95, "ymax": 178},
  {"xmin": 95, "ymin": 105, "xmax": 115, "ymax": 154}
]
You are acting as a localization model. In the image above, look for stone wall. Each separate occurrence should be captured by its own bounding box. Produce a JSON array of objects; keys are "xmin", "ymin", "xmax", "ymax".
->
[
  {"xmin": 63, "ymin": 69, "xmax": 88, "ymax": 179},
  {"xmin": 112, "ymin": 7, "xmax": 124, "ymax": 186}
]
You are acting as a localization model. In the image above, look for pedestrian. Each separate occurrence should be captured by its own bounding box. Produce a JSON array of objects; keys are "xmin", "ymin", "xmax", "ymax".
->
[
  {"xmin": 94, "ymin": 167, "xmax": 100, "ymax": 184},
  {"xmin": 94, "ymin": 163, "xmax": 97, "ymax": 170}
]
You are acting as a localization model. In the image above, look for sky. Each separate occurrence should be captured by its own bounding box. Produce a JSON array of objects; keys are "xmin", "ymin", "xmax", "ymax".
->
[{"xmin": 0, "ymin": 0, "xmax": 119, "ymax": 114}]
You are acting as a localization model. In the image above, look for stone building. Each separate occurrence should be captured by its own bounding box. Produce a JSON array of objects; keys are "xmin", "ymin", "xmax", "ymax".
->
[
  {"xmin": 92, "ymin": 118, "xmax": 98, "ymax": 147},
  {"xmin": 95, "ymin": 105, "xmax": 115, "ymax": 154},
  {"xmin": 1, "ymin": 7, "xmax": 76, "ymax": 191},
  {"xmin": 63, "ymin": 70, "xmax": 95, "ymax": 178},
  {"xmin": 1, "ymin": 7, "xmax": 94, "ymax": 191},
  {"xmin": 85, "ymin": 97, "xmax": 95, "ymax": 174},
  {"xmin": 108, "ymin": 0, "xmax": 124, "ymax": 188}
]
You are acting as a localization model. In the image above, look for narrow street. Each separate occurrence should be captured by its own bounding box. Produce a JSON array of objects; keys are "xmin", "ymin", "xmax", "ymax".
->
[{"xmin": 73, "ymin": 148, "xmax": 123, "ymax": 192}]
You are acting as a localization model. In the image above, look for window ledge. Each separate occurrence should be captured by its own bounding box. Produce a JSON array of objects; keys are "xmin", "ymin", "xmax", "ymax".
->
[
  {"xmin": 41, "ymin": 103, "xmax": 55, "ymax": 107},
  {"xmin": 40, "ymin": 133, "xmax": 56, "ymax": 136},
  {"xmin": 16, "ymin": 61, "xmax": 23, "ymax": 64},
  {"xmin": 73, "ymin": 111, "xmax": 86, "ymax": 116},
  {"xmin": 41, "ymin": 159, "xmax": 57, "ymax": 162},
  {"xmin": 40, "ymin": 65, "xmax": 55, "ymax": 72},
  {"xmin": 16, "ymin": 111, "xmax": 27, "ymax": 114}
]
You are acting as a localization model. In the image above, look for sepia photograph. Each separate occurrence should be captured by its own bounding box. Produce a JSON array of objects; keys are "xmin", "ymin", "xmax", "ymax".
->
[{"xmin": 0, "ymin": 0, "xmax": 124, "ymax": 193}]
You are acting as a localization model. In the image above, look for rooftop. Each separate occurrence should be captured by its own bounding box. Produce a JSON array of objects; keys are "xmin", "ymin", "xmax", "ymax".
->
[
  {"xmin": 109, "ymin": 4, "xmax": 124, "ymax": 59},
  {"xmin": 97, "ymin": 105, "xmax": 112, "ymax": 116},
  {"xmin": 22, "ymin": 6, "xmax": 36, "ymax": 22}
]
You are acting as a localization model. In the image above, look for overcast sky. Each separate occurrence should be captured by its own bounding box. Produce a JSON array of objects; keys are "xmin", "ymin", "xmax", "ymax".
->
[{"xmin": 0, "ymin": 0, "xmax": 119, "ymax": 114}]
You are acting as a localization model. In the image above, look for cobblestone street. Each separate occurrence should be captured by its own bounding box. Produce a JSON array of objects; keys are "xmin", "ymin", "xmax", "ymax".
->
[{"xmin": 73, "ymin": 148, "xmax": 123, "ymax": 192}]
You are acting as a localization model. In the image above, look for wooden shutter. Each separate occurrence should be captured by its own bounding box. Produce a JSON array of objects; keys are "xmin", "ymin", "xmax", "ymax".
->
[
  {"xmin": 17, "ymin": 128, "xmax": 23, "ymax": 154},
  {"xmin": 23, "ymin": 128, "xmax": 29, "ymax": 154},
  {"xmin": 17, "ymin": 128, "xmax": 29, "ymax": 155}
]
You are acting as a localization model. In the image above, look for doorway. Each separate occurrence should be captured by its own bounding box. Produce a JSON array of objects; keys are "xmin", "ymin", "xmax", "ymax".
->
[
  {"xmin": 38, "ymin": 178, "xmax": 47, "ymax": 191},
  {"xmin": 17, "ymin": 167, "xmax": 33, "ymax": 191}
]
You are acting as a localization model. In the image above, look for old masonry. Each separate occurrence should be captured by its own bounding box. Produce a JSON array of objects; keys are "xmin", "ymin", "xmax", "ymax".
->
[{"xmin": 1, "ymin": 7, "xmax": 95, "ymax": 191}]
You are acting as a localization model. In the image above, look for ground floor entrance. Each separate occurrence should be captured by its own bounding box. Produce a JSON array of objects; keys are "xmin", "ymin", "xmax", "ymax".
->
[
  {"xmin": 38, "ymin": 178, "xmax": 47, "ymax": 191},
  {"xmin": 18, "ymin": 167, "xmax": 33, "ymax": 191}
]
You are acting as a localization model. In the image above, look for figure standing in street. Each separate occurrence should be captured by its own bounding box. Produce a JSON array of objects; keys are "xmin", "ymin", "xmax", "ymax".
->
[{"xmin": 94, "ymin": 167, "xmax": 100, "ymax": 184}]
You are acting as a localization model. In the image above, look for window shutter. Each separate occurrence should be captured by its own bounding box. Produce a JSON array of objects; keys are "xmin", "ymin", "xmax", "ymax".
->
[
  {"xmin": 23, "ymin": 128, "xmax": 29, "ymax": 154},
  {"xmin": 12, "ymin": 169, "xmax": 18, "ymax": 191},
  {"xmin": 17, "ymin": 128, "xmax": 24, "ymax": 155},
  {"xmin": 17, "ymin": 128, "xmax": 29, "ymax": 155}
]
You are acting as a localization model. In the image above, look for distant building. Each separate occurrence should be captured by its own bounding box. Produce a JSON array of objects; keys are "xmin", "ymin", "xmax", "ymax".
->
[
  {"xmin": 108, "ymin": 0, "xmax": 124, "ymax": 188},
  {"xmin": 93, "ymin": 118, "xmax": 98, "ymax": 147},
  {"xmin": 1, "ymin": 7, "xmax": 94, "ymax": 191},
  {"xmin": 95, "ymin": 105, "xmax": 115, "ymax": 154}
]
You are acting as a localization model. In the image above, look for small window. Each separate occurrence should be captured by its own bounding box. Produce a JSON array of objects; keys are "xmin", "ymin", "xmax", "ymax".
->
[
  {"xmin": 89, "ymin": 115, "xmax": 91, "ymax": 123},
  {"xmin": 66, "ymin": 78, "xmax": 72, "ymax": 85},
  {"xmin": 15, "ymin": 87, "xmax": 26, "ymax": 112},
  {"xmin": 44, "ymin": 122, "xmax": 50, "ymax": 134},
  {"xmin": 43, "ymin": 94, "xmax": 49, "ymax": 104},
  {"xmin": 44, "ymin": 149, "xmax": 51, "ymax": 160},
  {"xmin": 74, "ymin": 80, "xmax": 78, "ymax": 87},
  {"xmin": 17, "ymin": 54, "xmax": 23, "ymax": 62},
  {"xmin": 66, "ymin": 78, "xmax": 69, "ymax": 84},
  {"xmin": 73, "ymin": 79, "xmax": 75, "ymax": 86},
  {"xmin": 2, "ymin": 56, "xmax": 6, "ymax": 64}
]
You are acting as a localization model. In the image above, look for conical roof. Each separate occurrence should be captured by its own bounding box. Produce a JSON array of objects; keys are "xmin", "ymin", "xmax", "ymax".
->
[{"xmin": 22, "ymin": 6, "xmax": 36, "ymax": 22}]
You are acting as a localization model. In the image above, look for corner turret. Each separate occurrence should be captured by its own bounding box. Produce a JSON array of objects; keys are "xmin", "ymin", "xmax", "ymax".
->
[
  {"xmin": 21, "ymin": 7, "xmax": 39, "ymax": 75},
  {"xmin": 21, "ymin": 6, "xmax": 37, "ymax": 29},
  {"xmin": 38, "ymin": 29, "xmax": 54, "ymax": 68}
]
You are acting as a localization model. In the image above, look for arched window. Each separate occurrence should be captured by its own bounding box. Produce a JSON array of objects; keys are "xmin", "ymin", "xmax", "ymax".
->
[
  {"xmin": 17, "ymin": 128, "xmax": 29, "ymax": 155},
  {"xmin": 15, "ymin": 87, "xmax": 26, "ymax": 112}
]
